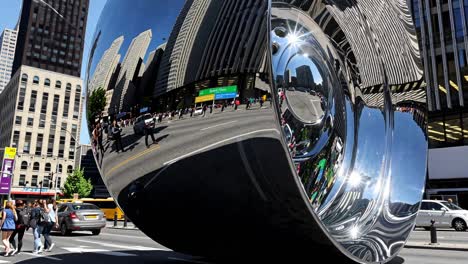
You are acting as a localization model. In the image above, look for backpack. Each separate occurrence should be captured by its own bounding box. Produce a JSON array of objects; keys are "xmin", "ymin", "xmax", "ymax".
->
[{"xmin": 16, "ymin": 208, "xmax": 30, "ymax": 227}]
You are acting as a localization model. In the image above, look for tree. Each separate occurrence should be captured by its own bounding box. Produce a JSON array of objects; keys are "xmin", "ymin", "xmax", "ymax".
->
[
  {"xmin": 88, "ymin": 86, "xmax": 107, "ymax": 121},
  {"xmin": 63, "ymin": 168, "xmax": 93, "ymax": 198}
]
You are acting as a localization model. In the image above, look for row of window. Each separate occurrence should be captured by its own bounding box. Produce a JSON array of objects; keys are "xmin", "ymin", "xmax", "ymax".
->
[
  {"xmin": 20, "ymin": 161, "xmax": 72, "ymax": 173},
  {"xmin": 18, "ymin": 174, "xmax": 62, "ymax": 188},
  {"xmin": 13, "ymin": 129, "xmax": 77, "ymax": 160},
  {"xmin": 22, "ymin": 73, "xmax": 81, "ymax": 91}
]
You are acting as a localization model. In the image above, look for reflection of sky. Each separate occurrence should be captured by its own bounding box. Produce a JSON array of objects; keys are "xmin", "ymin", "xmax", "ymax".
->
[
  {"xmin": 87, "ymin": 0, "xmax": 185, "ymax": 80},
  {"xmin": 286, "ymin": 54, "xmax": 323, "ymax": 84}
]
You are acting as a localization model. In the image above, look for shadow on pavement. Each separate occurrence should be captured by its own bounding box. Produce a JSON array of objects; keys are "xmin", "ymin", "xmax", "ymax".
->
[{"xmin": 388, "ymin": 256, "xmax": 405, "ymax": 264}]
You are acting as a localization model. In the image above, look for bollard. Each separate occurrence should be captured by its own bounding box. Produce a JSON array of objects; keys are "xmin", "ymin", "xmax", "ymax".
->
[
  {"xmin": 113, "ymin": 211, "xmax": 117, "ymax": 227},
  {"xmin": 123, "ymin": 215, "xmax": 128, "ymax": 228},
  {"xmin": 430, "ymin": 219, "xmax": 438, "ymax": 244}
]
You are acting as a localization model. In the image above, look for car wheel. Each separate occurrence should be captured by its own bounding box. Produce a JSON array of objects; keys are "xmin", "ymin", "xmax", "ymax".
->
[
  {"xmin": 92, "ymin": 229, "xmax": 101, "ymax": 236},
  {"xmin": 453, "ymin": 218, "xmax": 467, "ymax": 231},
  {"xmin": 61, "ymin": 223, "xmax": 71, "ymax": 236}
]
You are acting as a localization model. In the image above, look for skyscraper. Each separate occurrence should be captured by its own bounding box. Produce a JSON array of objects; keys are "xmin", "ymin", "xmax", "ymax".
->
[
  {"xmin": 89, "ymin": 36, "xmax": 124, "ymax": 93},
  {"xmin": 0, "ymin": 28, "xmax": 17, "ymax": 93},
  {"xmin": 411, "ymin": 0, "xmax": 468, "ymax": 208},
  {"xmin": 0, "ymin": 0, "xmax": 88, "ymax": 200},
  {"xmin": 12, "ymin": 0, "xmax": 89, "ymax": 77}
]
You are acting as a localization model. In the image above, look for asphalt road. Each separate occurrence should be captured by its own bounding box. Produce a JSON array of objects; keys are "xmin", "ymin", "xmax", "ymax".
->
[
  {"xmin": 409, "ymin": 228, "xmax": 468, "ymax": 245},
  {"xmin": 3, "ymin": 226, "xmax": 467, "ymax": 263},
  {"xmin": 97, "ymin": 104, "xmax": 281, "ymax": 197},
  {"xmin": 284, "ymin": 89, "xmax": 324, "ymax": 123}
]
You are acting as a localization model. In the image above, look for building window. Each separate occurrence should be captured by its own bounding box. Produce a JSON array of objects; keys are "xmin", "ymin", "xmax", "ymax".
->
[
  {"xmin": 45, "ymin": 163, "xmax": 51, "ymax": 172},
  {"xmin": 55, "ymin": 80, "xmax": 61, "ymax": 89},
  {"xmin": 13, "ymin": 131, "xmax": 20, "ymax": 148},
  {"xmin": 76, "ymin": 85, "xmax": 81, "ymax": 92},
  {"xmin": 17, "ymin": 85, "xmax": 26, "ymax": 110},
  {"xmin": 33, "ymin": 76, "xmax": 39, "ymax": 84},
  {"xmin": 52, "ymin": 95, "xmax": 60, "ymax": 116},
  {"xmin": 47, "ymin": 135, "xmax": 54, "ymax": 157},
  {"xmin": 27, "ymin": 117, "xmax": 34, "ymax": 126},
  {"xmin": 20, "ymin": 161, "xmax": 28, "ymax": 170},
  {"xmin": 24, "ymin": 132, "xmax": 32, "ymax": 153},
  {"xmin": 21, "ymin": 74, "xmax": 28, "ymax": 83},
  {"xmin": 57, "ymin": 177, "xmax": 62, "ymax": 187},
  {"xmin": 33, "ymin": 162, "xmax": 40, "ymax": 171},
  {"xmin": 73, "ymin": 92, "xmax": 80, "ymax": 119},
  {"xmin": 59, "ymin": 136, "xmax": 65, "ymax": 158},
  {"xmin": 15, "ymin": 116, "xmax": 21, "ymax": 125},
  {"xmin": 39, "ymin": 114, "xmax": 46, "ymax": 128},
  {"xmin": 64, "ymin": 86, "xmax": 71, "ymax": 117},
  {"xmin": 19, "ymin": 175, "xmax": 26, "ymax": 186},
  {"xmin": 69, "ymin": 137, "xmax": 75, "ymax": 160},
  {"xmin": 58, "ymin": 164, "xmax": 63, "ymax": 173},
  {"xmin": 35, "ymin": 134, "xmax": 43, "ymax": 155},
  {"xmin": 67, "ymin": 165, "xmax": 73, "ymax": 173},
  {"xmin": 43, "ymin": 175, "xmax": 50, "ymax": 188},
  {"xmin": 31, "ymin": 175, "xmax": 38, "ymax": 187},
  {"xmin": 44, "ymin": 78, "xmax": 50, "ymax": 86},
  {"xmin": 41, "ymin": 93, "xmax": 48, "ymax": 114},
  {"xmin": 29, "ymin": 90, "xmax": 37, "ymax": 112}
]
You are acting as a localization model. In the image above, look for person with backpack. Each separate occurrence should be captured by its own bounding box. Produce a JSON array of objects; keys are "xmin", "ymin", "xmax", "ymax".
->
[
  {"xmin": 1, "ymin": 201, "xmax": 18, "ymax": 256},
  {"xmin": 29, "ymin": 200, "xmax": 45, "ymax": 254},
  {"xmin": 8, "ymin": 200, "xmax": 28, "ymax": 255},
  {"xmin": 43, "ymin": 199, "xmax": 58, "ymax": 252}
]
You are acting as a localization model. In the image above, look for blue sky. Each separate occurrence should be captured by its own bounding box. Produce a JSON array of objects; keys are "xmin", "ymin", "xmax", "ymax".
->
[{"xmin": 0, "ymin": 0, "xmax": 108, "ymax": 145}]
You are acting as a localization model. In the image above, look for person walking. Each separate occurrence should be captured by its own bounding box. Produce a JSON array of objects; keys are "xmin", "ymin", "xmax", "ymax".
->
[
  {"xmin": 96, "ymin": 123, "xmax": 104, "ymax": 155},
  {"xmin": 9, "ymin": 200, "xmax": 28, "ymax": 255},
  {"xmin": 144, "ymin": 120, "xmax": 156, "ymax": 148},
  {"xmin": 112, "ymin": 121, "xmax": 124, "ymax": 152},
  {"xmin": 29, "ymin": 201, "xmax": 44, "ymax": 254},
  {"xmin": 43, "ymin": 199, "xmax": 57, "ymax": 252},
  {"xmin": 1, "ymin": 201, "xmax": 17, "ymax": 256}
]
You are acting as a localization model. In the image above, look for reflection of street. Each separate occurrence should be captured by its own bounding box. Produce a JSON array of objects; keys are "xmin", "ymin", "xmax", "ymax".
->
[
  {"xmin": 285, "ymin": 88, "xmax": 324, "ymax": 123},
  {"xmin": 98, "ymin": 105, "xmax": 278, "ymax": 196}
]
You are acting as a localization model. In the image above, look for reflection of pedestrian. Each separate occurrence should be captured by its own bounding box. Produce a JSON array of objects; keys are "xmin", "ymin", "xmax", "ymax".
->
[
  {"xmin": 202, "ymin": 105, "xmax": 207, "ymax": 117},
  {"xmin": 246, "ymin": 98, "xmax": 250, "ymax": 109},
  {"xmin": 209, "ymin": 105, "xmax": 213, "ymax": 114},
  {"xmin": 144, "ymin": 122, "xmax": 156, "ymax": 148},
  {"xmin": 96, "ymin": 123, "xmax": 104, "ymax": 155},
  {"xmin": 112, "ymin": 121, "xmax": 124, "ymax": 152}
]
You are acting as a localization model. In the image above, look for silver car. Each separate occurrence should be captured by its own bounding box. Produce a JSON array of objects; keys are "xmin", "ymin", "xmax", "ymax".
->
[{"xmin": 54, "ymin": 203, "xmax": 106, "ymax": 235}]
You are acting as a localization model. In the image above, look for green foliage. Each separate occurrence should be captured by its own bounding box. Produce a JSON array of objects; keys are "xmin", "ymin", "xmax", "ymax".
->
[
  {"xmin": 63, "ymin": 168, "xmax": 93, "ymax": 198},
  {"xmin": 88, "ymin": 87, "xmax": 107, "ymax": 121}
]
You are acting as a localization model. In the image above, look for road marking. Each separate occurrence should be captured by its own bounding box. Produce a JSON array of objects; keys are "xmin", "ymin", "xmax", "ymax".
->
[
  {"xmin": 310, "ymin": 99, "xmax": 319, "ymax": 115},
  {"xmin": 107, "ymin": 144, "xmax": 160, "ymax": 175},
  {"xmin": 75, "ymin": 239, "xmax": 168, "ymax": 251},
  {"xmin": 163, "ymin": 128, "xmax": 280, "ymax": 165},
  {"xmin": 62, "ymin": 247, "xmax": 136, "ymax": 256},
  {"xmin": 0, "ymin": 260, "xmax": 10, "ymax": 263},
  {"xmin": 99, "ymin": 232, "xmax": 152, "ymax": 240},
  {"xmin": 24, "ymin": 252, "xmax": 62, "ymax": 261},
  {"xmin": 200, "ymin": 120, "xmax": 237, "ymax": 131},
  {"xmin": 168, "ymin": 257, "xmax": 213, "ymax": 264}
]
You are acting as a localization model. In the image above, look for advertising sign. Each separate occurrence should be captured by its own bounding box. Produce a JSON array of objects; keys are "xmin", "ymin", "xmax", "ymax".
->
[
  {"xmin": 199, "ymin": 85, "xmax": 237, "ymax": 96},
  {"xmin": 215, "ymin": 92, "xmax": 237, "ymax": 100},
  {"xmin": 4, "ymin": 147, "xmax": 16, "ymax": 160},
  {"xmin": 195, "ymin": 94, "xmax": 215, "ymax": 103},
  {"xmin": 0, "ymin": 158, "xmax": 14, "ymax": 195}
]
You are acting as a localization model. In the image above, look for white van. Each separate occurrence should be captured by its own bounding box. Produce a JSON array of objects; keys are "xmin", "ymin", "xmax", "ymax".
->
[{"xmin": 415, "ymin": 200, "xmax": 468, "ymax": 231}]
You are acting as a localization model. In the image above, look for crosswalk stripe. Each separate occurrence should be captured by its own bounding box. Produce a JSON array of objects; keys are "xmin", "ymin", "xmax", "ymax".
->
[
  {"xmin": 0, "ymin": 260, "xmax": 9, "ymax": 263},
  {"xmin": 75, "ymin": 239, "xmax": 168, "ymax": 251},
  {"xmin": 61, "ymin": 247, "xmax": 136, "ymax": 257},
  {"xmin": 23, "ymin": 252, "xmax": 62, "ymax": 261}
]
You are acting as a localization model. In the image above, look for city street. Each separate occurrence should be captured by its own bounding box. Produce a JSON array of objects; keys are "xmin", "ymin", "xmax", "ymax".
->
[
  {"xmin": 97, "ymin": 104, "xmax": 281, "ymax": 197},
  {"xmin": 0, "ymin": 224, "xmax": 463, "ymax": 263}
]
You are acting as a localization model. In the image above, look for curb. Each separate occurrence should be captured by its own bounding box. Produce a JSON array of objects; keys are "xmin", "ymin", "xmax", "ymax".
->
[
  {"xmin": 106, "ymin": 226, "xmax": 138, "ymax": 230},
  {"xmin": 405, "ymin": 243, "xmax": 468, "ymax": 252}
]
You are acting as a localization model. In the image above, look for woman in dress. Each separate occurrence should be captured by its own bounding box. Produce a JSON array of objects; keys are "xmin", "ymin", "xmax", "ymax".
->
[{"xmin": 1, "ymin": 201, "xmax": 18, "ymax": 256}]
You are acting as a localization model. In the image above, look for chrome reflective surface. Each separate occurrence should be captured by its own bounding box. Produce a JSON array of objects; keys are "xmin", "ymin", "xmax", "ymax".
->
[{"xmin": 86, "ymin": 0, "xmax": 427, "ymax": 263}]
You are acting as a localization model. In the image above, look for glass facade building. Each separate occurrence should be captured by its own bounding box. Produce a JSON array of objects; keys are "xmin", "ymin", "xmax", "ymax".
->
[{"xmin": 412, "ymin": 0, "xmax": 468, "ymax": 208}]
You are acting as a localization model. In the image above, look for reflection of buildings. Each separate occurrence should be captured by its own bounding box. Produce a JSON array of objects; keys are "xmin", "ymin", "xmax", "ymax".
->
[
  {"xmin": 89, "ymin": 36, "xmax": 124, "ymax": 93},
  {"xmin": 111, "ymin": 29, "xmax": 152, "ymax": 113},
  {"xmin": 76, "ymin": 145, "xmax": 110, "ymax": 198},
  {"xmin": 411, "ymin": 1, "xmax": 468, "ymax": 209},
  {"xmin": 296, "ymin": 65, "xmax": 314, "ymax": 89}
]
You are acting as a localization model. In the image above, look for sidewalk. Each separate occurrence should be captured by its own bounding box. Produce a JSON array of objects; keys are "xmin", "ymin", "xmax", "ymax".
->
[{"xmin": 405, "ymin": 241, "xmax": 468, "ymax": 251}]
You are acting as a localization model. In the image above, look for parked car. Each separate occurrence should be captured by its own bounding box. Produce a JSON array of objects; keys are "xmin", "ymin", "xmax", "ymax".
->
[
  {"xmin": 194, "ymin": 107, "xmax": 203, "ymax": 116},
  {"xmin": 54, "ymin": 202, "xmax": 106, "ymax": 235},
  {"xmin": 415, "ymin": 200, "xmax": 468, "ymax": 231},
  {"xmin": 133, "ymin": 113, "xmax": 154, "ymax": 135}
]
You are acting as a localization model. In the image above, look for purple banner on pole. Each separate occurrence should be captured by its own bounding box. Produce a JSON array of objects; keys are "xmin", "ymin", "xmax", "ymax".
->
[{"xmin": 0, "ymin": 158, "xmax": 14, "ymax": 195}]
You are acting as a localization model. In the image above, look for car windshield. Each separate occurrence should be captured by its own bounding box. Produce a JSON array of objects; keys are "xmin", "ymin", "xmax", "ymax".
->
[
  {"xmin": 144, "ymin": 114, "xmax": 152, "ymax": 119},
  {"xmin": 72, "ymin": 204, "xmax": 99, "ymax": 210},
  {"xmin": 440, "ymin": 201, "xmax": 462, "ymax": 210}
]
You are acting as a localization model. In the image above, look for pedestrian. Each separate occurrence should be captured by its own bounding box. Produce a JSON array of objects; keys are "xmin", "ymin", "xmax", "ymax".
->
[
  {"xmin": 9, "ymin": 200, "xmax": 28, "ymax": 256},
  {"xmin": 43, "ymin": 199, "xmax": 57, "ymax": 252},
  {"xmin": 1, "ymin": 201, "xmax": 18, "ymax": 256},
  {"xmin": 202, "ymin": 104, "xmax": 207, "ymax": 117},
  {"xmin": 29, "ymin": 201, "xmax": 44, "ymax": 254},
  {"xmin": 144, "ymin": 119, "xmax": 156, "ymax": 148},
  {"xmin": 96, "ymin": 123, "xmax": 104, "ymax": 155},
  {"xmin": 246, "ymin": 98, "xmax": 250, "ymax": 109},
  {"xmin": 112, "ymin": 121, "xmax": 124, "ymax": 152}
]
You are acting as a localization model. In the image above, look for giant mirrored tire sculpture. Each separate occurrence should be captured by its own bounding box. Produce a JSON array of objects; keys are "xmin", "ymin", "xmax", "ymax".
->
[{"xmin": 86, "ymin": 0, "xmax": 427, "ymax": 263}]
